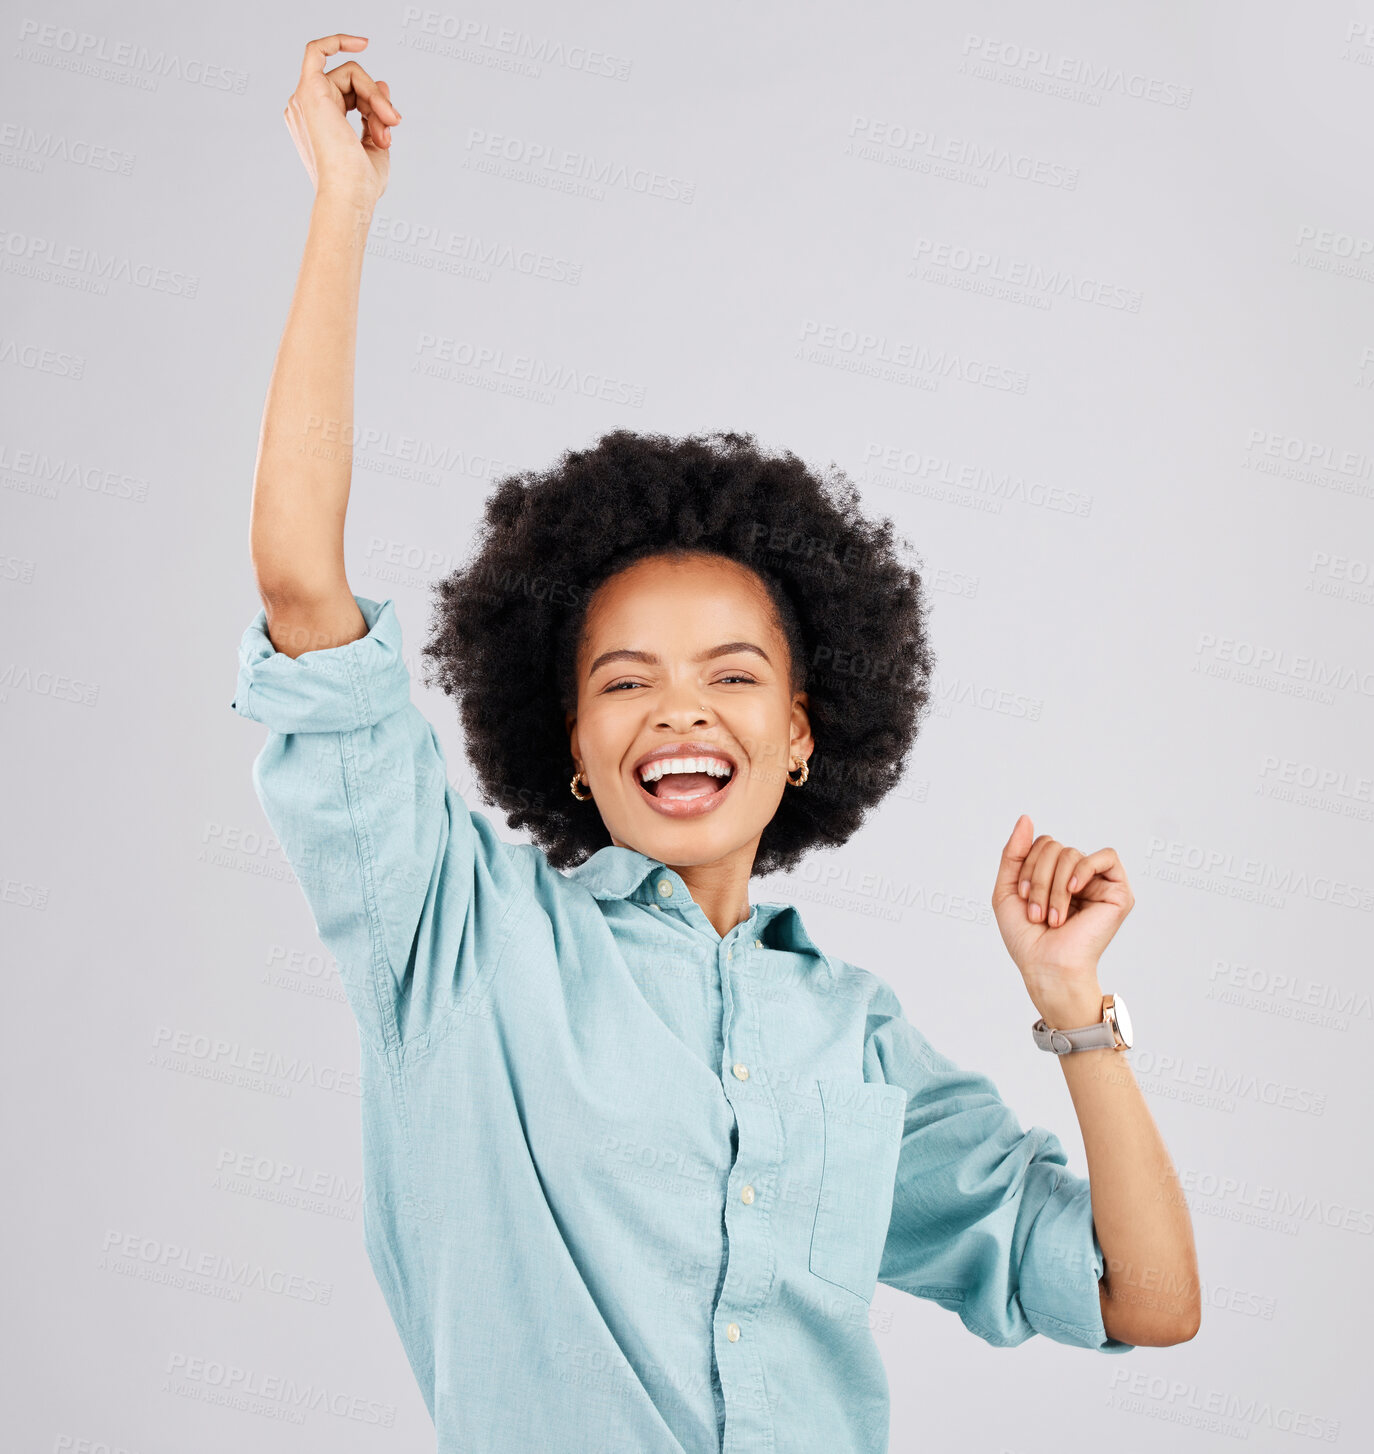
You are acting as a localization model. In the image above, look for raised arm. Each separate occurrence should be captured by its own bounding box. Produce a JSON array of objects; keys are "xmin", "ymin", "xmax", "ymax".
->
[
  {"xmin": 249, "ymin": 32, "xmax": 402, "ymax": 658},
  {"xmin": 231, "ymin": 38, "xmax": 533, "ymax": 1055}
]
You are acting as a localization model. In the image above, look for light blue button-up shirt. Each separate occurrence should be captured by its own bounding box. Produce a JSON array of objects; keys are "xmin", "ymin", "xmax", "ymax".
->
[{"xmin": 231, "ymin": 594, "xmax": 1133, "ymax": 1454}]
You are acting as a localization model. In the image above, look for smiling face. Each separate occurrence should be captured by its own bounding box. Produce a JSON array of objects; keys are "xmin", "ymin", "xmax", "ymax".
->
[{"xmin": 565, "ymin": 551, "xmax": 813, "ymax": 871}]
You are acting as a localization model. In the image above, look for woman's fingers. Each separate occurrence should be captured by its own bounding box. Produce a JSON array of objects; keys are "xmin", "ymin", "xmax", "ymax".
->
[
  {"xmin": 1027, "ymin": 842, "xmax": 1056, "ymax": 922},
  {"xmin": 282, "ymin": 35, "xmax": 399, "ymax": 195},
  {"xmin": 322, "ymin": 61, "xmax": 401, "ymax": 147},
  {"xmin": 1045, "ymin": 847, "xmax": 1085, "ymax": 927},
  {"xmin": 375, "ymin": 80, "xmax": 396, "ymax": 148},
  {"xmin": 1011, "ymin": 830, "xmax": 1131, "ymax": 930},
  {"xmin": 1024, "ymin": 840, "xmax": 1094, "ymax": 927},
  {"xmin": 299, "ymin": 32, "xmax": 369, "ymax": 85},
  {"xmin": 323, "ymin": 61, "xmax": 402, "ymax": 122},
  {"xmin": 1021, "ymin": 834, "xmax": 1061, "ymax": 923},
  {"xmin": 1067, "ymin": 848, "xmax": 1133, "ymax": 908}
]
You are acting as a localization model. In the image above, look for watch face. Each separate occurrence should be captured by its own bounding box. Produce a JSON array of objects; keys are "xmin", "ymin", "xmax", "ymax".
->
[{"xmin": 1111, "ymin": 996, "xmax": 1133, "ymax": 1048}]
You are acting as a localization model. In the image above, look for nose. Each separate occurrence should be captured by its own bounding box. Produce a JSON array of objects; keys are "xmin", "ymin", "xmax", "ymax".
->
[
  {"xmin": 656, "ymin": 705, "xmax": 710, "ymax": 730},
  {"xmin": 654, "ymin": 677, "xmax": 711, "ymax": 732}
]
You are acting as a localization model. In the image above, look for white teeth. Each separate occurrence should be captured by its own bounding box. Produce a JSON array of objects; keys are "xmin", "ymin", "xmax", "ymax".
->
[{"xmin": 638, "ymin": 756, "xmax": 734, "ymax": 785}]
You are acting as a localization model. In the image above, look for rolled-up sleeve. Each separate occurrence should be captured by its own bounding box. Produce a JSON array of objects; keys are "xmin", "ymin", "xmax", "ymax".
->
[
  {"xmin": 866, "ymin": 981, "xmax": 1134, "ymax": 1353},
  {"xmin": 231, "ymin": 594, "xmax": 527, "ymax": 1052}
]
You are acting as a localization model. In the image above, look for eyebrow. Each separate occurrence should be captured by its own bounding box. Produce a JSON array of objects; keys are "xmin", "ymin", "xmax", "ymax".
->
[{"xmin": 586, "ymin": 643, "xmax": 772, "ymax": 678}]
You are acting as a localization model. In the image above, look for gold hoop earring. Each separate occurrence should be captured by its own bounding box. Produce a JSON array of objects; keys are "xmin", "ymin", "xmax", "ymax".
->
[
  {"xmin": 787, "ymin": 757, "xmax": 809, "ymax": 787},
  {"xmin": 570, "ymin": 768, "xmax": 592, "ymax": 801}
]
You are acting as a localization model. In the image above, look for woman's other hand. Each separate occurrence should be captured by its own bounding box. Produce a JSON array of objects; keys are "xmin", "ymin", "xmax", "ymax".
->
[
  {"xmin": 283, "ymin": 34, "xmax": 402, "ymax": 204},
  {"xmin": 991, "ymin": 814, "xmax": 1135, "ymax": 1015}
]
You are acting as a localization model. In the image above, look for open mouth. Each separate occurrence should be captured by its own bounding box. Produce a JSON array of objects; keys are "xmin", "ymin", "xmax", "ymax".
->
[{"xmin": 633, "ymin": 752, "xmax": 737, "ymax": 819}]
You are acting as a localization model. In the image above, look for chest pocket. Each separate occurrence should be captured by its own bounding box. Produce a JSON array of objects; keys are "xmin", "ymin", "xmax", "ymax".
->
[{"xmin": 808, "ymin": 1077, "xmax": 907, "ymax": 1302}]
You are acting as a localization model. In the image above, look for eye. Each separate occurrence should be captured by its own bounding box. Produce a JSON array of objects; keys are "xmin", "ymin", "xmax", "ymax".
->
[{"xmin": 601, "ymin": 672, "xmax": 758, "ymax": 692}]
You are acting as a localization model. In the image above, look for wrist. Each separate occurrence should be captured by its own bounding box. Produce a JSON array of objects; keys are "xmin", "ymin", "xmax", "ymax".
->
[
  {"xmin": 1030, "ymin": 982, "xmax": 1105, "ymax": 1029},
  {"xmin": 312, "ymin": 187, "xmax": 378, "ymax": 221}
]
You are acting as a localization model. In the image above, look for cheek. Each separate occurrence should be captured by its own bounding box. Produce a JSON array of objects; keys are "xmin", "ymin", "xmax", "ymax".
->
[
  {"xmin": 575, "ymin": 699, "xmax": 634, "ymax": 767},
  {"xmin": 736, "ymin": 703, "xmax": 794, "ymax": 777}
]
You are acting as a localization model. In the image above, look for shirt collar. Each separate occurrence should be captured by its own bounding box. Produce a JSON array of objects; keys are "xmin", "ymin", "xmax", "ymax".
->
[{"xmin": 564, "ymin": 844, "xmax": 838, "ymax": 981}]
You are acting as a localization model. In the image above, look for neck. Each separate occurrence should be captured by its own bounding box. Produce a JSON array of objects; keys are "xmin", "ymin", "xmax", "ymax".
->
[
  {"xmin": 616, "ymin": 833, "xmax": 759, "ymax": 939},
  {"xmin": 673, "ymin": 849, "xmax": 755, "ymax": 939}
]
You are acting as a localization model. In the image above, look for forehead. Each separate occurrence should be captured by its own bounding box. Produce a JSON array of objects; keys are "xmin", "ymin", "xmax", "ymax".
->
[{"xmin": 580, "ymin": 553, "xmax": 778, "ymax": 647}]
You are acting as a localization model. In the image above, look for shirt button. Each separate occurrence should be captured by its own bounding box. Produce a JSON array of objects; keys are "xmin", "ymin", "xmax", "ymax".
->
[
  {"xmin": 754, "ymin": 938, "xmax": 762, "ymax": 948},
  {"xmin": 727, "ymin": 948, "xmax": 733, "ymax": 960},
  {"xmin": 726, "ymin": 1322, "xmax": 741, "ymax": 1342},
  {"xmin": 741, "ymin": 1184, "xmax": 755, "ymax": 1204},
  {"xmin": 658, "ymin": 880, "xmax": 673, "ymax": 897},
  {"xmin": 732, "ymin": 1063, "xmax": 749, "ymax": 1081}
]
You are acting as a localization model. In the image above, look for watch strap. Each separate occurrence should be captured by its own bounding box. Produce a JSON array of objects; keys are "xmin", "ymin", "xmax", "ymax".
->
[{"xmin": 1031, "ymin": 1014, "xmax": 1119, "ymax": 1054}]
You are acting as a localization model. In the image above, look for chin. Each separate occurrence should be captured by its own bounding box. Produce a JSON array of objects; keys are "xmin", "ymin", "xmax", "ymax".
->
[{"xmin": 613, "ymin": 797, "xmax": 765, "ymax": 866}]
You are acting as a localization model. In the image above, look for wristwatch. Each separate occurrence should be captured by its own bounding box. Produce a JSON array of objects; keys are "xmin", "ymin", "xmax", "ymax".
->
[{"xmin": 1032, "ymin": 993, "xmax": 1133, "ymax": 1054}]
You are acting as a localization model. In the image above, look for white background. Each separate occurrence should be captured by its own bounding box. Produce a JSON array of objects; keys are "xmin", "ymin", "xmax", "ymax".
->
[{"xmin": 4, "ymin": 2, "xmax": 1370, "ymax": 1449}]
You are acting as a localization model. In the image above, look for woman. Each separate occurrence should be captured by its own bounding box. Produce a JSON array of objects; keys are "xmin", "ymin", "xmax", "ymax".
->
[{"xmin": 233, "ymin": 33, "xmax": 1201, "ymax": 1453}]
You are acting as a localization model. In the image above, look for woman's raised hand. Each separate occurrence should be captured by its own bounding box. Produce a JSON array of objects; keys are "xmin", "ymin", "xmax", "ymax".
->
[{"xmin": 283, "ymin": 34, "xmax": 402, "ymax": 204}]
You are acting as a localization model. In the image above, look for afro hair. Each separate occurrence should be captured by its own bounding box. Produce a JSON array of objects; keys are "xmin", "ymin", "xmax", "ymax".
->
[{"xmin": 420, "ymin": 428, "xmax": 938, "ymax": 877}]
